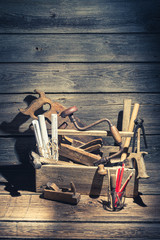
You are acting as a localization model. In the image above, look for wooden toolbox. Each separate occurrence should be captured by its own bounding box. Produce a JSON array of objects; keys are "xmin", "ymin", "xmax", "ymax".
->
[
  {"xmin": 36, "ymin": 163, "xmax": 137, "ymax": 197},
  {"xmin": 32, "ymin": 99, "xmax": 147, "ymax": 198}
]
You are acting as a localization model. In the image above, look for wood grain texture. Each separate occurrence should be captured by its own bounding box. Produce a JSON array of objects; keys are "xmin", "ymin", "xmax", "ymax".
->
[
  {"xmin": 0, "ymin": 194, "xmax": 160, "ymax": 239},
  {"xmin": 0, "ymin": 0, "xmax": 160, "ymax": 33},
  {"xmin": 0, "ymin": 0, "xmax": 159, "ymax": 239},
  {"xmin": 0, "ymin": 135, "xmax": 159, "ymax": 194},
  {"xmin": 0, "ymin": 194, "xmax": 159, "ymax": 222},
  {"xmin": 58, "ymin": 129, "xmax": 133, "ymax": 137},
  {"xmin": 0, "ymin": 34, "xmax": 160, "ymax": 62},
  {"xmin": 0, "ymin": 94, "xmax": 159, "ymax": 135},
  {"xmin": 0, "ymin": 63, "xmax": 160, "ymax": 93},
  {"xmin": 0, "ymin": 221, "xmax": 160, "ymax": 239},
  {"xmin": 36, "ymin": 165, "xmax": 135, "ymax": 197},
  {"xmin": 122, "ymin": 99, "xmax": 132, "ymax": 145}
]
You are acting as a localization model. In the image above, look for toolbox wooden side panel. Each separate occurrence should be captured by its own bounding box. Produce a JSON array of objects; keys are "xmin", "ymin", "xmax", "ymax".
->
[{"xmin": 36, "ymin": 165, "xmax": 136, "ymax": 197}]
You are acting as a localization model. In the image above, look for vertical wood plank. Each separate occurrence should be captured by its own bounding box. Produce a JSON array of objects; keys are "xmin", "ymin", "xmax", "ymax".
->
[{"xmin": 122, "ymin": 99, "xmax": 132, "ymax": 145}]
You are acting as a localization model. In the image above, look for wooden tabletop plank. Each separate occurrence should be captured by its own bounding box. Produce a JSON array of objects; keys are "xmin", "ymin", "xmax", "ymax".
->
[
  {"xmin": 0, "ymin": 63, "xmax": 160, "ymax": 93},
  {"xmin": 0, "ymin": 221, "xmax": 160, "ymax": 239},
  {"xmin": 0, "ymin": 94, "xmax": 160, "ymax": 135},
  {"xmin": 0, "ymin": 34, "xmax": 160, "ymax": 63},
  {"xmin": 0, "ymin": 0, "xmax": 160, "ymax": 34},
  {"xmin": 0, "ymin": 193, "xmax": 160, "ymax": 239},
  {"xmin": 0, "ymin": 194, "xmax": 159, "ymax": 222}
]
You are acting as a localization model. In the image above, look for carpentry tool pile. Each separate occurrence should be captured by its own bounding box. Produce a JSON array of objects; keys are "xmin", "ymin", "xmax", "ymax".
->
[{"xmin": 20, "ymin": 90, "xmax": 149, "ymax": 209}]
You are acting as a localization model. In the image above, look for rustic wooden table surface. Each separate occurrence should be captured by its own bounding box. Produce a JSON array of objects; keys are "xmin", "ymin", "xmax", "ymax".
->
[
  {"xmin": 0, "ymin": 0, "xmax": 160, "ymax": 238},
  {"xmin": 0, "ymin": 189, "xmax": 160, "ymax": 239}
]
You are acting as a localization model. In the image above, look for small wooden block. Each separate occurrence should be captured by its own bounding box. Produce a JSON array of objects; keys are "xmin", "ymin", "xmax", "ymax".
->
[
  {"xmin": 43, "ymin": 189, "xmax": 81, "ymax": 205},
  {"xmin": 59, "ymin": 143, "xmax": 101, "ymax": 165}
]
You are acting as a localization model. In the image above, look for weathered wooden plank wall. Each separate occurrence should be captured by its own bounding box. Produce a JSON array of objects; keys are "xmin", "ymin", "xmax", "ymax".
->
[{"xmin": 0, "ymin": 0, "xmax": 160, "ymax": 195}]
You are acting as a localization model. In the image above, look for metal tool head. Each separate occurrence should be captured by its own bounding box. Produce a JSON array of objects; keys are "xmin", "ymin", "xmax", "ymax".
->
[{"xmin": 19, "ymin": 89, "xmax": 66, "ymax": 124}]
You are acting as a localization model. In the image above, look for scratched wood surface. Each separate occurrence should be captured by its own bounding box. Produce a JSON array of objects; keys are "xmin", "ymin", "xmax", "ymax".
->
[
  {"xmin": 0, "ymin": 0, "xmax": 160, "ymax": 33},
  {"xmin": 1, "ymin": 34, "xmax": 160, "ymax": 62},
  {"xmin": 0, "ymin": 0, "xmax": 160, "ymax": 239},
  {"xmin": 0, "ymin": 94, "xmax": 160, "ymax": 135},
  {"xmin": 0, "ymin": 64, "xmax": 160, "ymax": 93},
  {"xmin": 0, "ymin": 194, "xmax": 159, "ymax": 222},
  {"xmin": 0, "ymin": 194, "xmax": 160, "ymax": 239}
]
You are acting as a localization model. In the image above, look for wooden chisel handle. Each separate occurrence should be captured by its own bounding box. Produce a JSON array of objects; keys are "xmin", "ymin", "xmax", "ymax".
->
[{"xmin": 121, "ymin": 103, "xmax": 140, "ymax": 161}]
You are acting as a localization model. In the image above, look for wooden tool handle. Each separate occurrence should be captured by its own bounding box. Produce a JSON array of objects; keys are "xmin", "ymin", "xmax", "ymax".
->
[
  {"xmin": 124, "ymin": 103, "xmax": 139, "ymax": 148},
  {"xmin": 121, "ymin": 103, "xmax": 140, "ymax": 161},
  {"xmin": 61, "ymin": 106, "xmax": 78, "ymax": 118},
  {"xmin": 98, "ymin": 164, "xmax": 107, "ymax": 175},
  {"xmin": 110, "ymin": 125, "xmax": 122, "ymax": 145}
]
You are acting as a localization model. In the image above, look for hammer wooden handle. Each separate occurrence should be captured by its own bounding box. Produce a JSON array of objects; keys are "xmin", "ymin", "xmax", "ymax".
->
[{"xmin": 121, "ymin": 103, "xmax": 140, "ymax": 161}]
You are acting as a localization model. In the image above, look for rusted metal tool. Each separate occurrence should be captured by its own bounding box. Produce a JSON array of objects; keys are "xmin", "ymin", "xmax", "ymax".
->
[
  {"xmin": 19, "ymin": 89, "xmax": 89, "ymax": 133},
  {"xmin": 19, "ymin": 89, "xmax": 65, "ymax": 125},
  {"xmin": 43, "ymin": 182, "xmax": 81, "ymax": 205},
  {"xmin": 131, "ymin": 118, "xmax": 149, "ymax": 179},
  {"xmin": 19, "ymin": 90, "xmax": 103, "ymax": 165},
  {"xmin": 61, "ymin": 106, "xmax": 122, "ymax": 146},
  {"xmin": 132, "ymin": 118, "xmax": 148, "ymax": 152},
  {"xmin": 127, "ymin": 152, "xmax": 149, "ymax": 179},
  {"xmin": 61, "ymin": 106, "xmax": 124, "ymax": 163}
]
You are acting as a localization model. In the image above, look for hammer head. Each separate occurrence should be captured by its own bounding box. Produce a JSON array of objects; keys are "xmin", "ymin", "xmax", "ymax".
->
[
  {"xmin": 123, "ymin": 157, "xmax": 134, "ymax": 169},
  {"xmin": 125, "ymin": 152, "xmax": 149, "ymax": 179}
]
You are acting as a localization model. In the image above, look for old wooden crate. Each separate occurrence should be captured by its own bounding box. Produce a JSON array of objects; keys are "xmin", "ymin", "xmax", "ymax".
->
[
  {"xmin": 35, "ymin": 99, "xmax": 139, "ymax": 197},
  {"xmin": 36, "ymin": 164, "xmax": 137, "ymax": 197}
]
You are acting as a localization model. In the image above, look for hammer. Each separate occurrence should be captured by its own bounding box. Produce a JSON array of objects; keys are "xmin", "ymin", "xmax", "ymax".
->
[{"xmin": 121, "ymin": 103, "xmax": 149, "ymax": 179}]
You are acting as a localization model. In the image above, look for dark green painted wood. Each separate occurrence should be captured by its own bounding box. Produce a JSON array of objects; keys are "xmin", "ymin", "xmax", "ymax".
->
[
  {"xmin": 0, "ymin": 63, "xmax": 160, "ymax": 93},
  {"xmin": 0, "ymin": 0, "xmax": 160, "ymax": 33},
  {"xmin": 0, "ymin": 34, "xmax": 160, "ymax": 62}
]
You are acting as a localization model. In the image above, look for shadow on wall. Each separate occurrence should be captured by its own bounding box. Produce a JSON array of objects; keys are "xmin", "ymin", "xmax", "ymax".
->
[
  {"xmin": 0, "ymin": 95, "xmax": 41, "ymax": 193},
  {"xmin": 0, "ymin": 92, "xmax": 124, "ymax": 195}
]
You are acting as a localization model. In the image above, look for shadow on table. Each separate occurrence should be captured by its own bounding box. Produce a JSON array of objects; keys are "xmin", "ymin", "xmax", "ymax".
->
[{"xmin": 0, "ymin": 95, "xmax": 40, "ymax": 195}]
